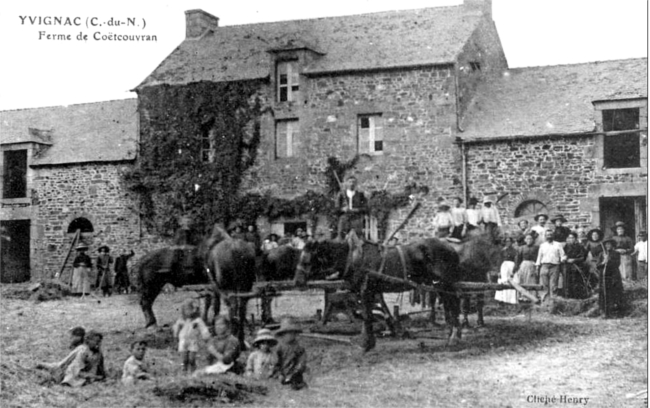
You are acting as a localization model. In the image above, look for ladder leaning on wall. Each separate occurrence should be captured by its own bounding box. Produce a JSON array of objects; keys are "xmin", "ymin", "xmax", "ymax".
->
[{"xmin": 54, "ymin": 229, "xmax": 81, "ymax": 284}]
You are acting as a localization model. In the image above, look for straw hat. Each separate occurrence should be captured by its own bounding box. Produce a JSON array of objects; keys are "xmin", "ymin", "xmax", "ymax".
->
[
  {"xmin": 533, "ymin": 213, "xmax": 548, "ymax": 222},
  {"xmin": 550, "ymin": 214, "xmax": 567, "ymax": 223},
  {"xmin": 276, "ymin": 317, "xmax": 302, "ymax": 335},
  {"xmin": 253, "ymin": 328, "xmax": 278, "ymax": 347},
  {"xmin": 612, "ymin": 221, "xmax": 626, "ymax": 233},
  {"xmin": 75, "ymin": 243, "xmax": 89, "ymax": 251},
  {"xmin": 437, "ymin": 200, "xmax": 451, "ymax": 210},
  {"xmin": 98, "ymin": 245, "xmax": 110, "ymax": 253},
  {"xmin": 587, "ymin": 228, "xmax": 603, "ymax": 242},
  {"xmin": 482, "ymin": 195, "xmax": 496, "ymax": 204},
  {"xmin": 602, "ymin": 236, "xmax": 617, "ymax": 246}
]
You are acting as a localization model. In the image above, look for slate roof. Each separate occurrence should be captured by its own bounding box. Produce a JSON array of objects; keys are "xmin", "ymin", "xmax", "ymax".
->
[
  {"xmin": 0, "ymin": 99, "xmax": 138, "ymax": 166},
  {"xmin": 461, "ymin": 58, "xmax": 648, "ymax": 139},
  {"xmin": 137, "ymin": 5, "xmax": 486, "ymax": 88}
]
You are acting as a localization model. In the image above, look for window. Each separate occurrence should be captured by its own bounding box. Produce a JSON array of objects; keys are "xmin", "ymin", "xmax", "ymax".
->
[
  {"xmin": 469, "ymin": 61, "xmax": 481, "ymax": 72},
  {"xmin": 277, "ymin": 61, "xmax": 300, "ymax": 102},
  {"xmin": 358, "ymin": 115, "xmax": 383, "ymax": 154},
  {"xmin": 514, "ymin": 200, "xmax": 548, "ymax": 218},
  {"xmin": 603, "ymin": 108, "xmax": 640, "ymax": 168},
  {"xmin": 3, "ymin": 150, "xmax": 27, "ymax": 199},
  {"xmin": 275, "ymin": 119, "xmax": 300, "ymax": 158},
  {"xmin": 200, "ymin": 129, "xmax": 215, "ymax": 163}
]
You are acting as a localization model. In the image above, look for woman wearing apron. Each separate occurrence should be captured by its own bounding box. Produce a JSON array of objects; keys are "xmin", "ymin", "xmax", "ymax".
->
[{"xmin": 612, "ymin": 221, "xmax": 635, "ymax": 280}]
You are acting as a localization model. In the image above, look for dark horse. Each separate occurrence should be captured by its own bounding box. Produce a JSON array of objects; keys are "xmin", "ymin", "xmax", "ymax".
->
[
  {"xmin": 295, "ymin": 232, "xmax": 463, "ymax": 352},
  {"xmin": 135, "ymin": 225, "xmax": 256, "ymax": 345},
  {"xmin": 440, "ymin": 231, "xmax": 503, "ymax": 327}
]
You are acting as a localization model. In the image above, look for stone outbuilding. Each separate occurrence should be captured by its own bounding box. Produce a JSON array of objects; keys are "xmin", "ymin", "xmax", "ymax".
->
[{"xmin": 0, "ymin": 99, "xmax": 144, "ymax": 282}]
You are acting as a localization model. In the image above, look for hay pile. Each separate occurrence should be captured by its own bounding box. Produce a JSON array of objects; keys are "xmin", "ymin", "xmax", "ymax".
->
[
  {"xmin": 28, "ymin": 280, "xmax": 71, "ymax": 302},
  {"xmin": 153, "ymin": 376, "xmax": 267, "ymax": 404}
]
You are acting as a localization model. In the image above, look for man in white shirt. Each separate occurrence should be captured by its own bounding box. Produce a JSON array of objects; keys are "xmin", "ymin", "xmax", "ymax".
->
[
  {"xmin": 536, "ymin": 229, "xmax": 567, "ymax": 300},
  {"xmin": 466, "ymin": 197, "xmax": 482, "ymax": 232},
  {"xmin": 633, "ymin": 231, "xmax": 647, "ymax": 281},
  {"xmin": 336, "ymin": 176, "xmax": 367, "ymax": 240},
  {"xmin": 480, "ymin": 196, "xmax": 501, "ymax": 243},
  {"xmin": 450, "ymin": 197, "xmax": 468, "ymax": 240}
]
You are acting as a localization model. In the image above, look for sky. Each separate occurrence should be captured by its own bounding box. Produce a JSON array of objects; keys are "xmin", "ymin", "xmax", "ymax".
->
[{"xmin": 0, "ymin": 0, "xmax": 646, "ymax": 111}]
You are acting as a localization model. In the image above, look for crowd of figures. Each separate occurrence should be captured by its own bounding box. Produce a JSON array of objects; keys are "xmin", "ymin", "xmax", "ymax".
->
[
  {"xmin": 35, "ymin": 303, "xmax": 309, "ymax": 390},
  {"xmin": 70, "ymin": 245, "xmax": 135, "ymax": 297}
]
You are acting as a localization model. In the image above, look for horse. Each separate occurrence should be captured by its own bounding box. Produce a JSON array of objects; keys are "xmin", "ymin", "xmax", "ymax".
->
[
  {"xmin": 440, "ymin": 230, "xmax": 503, "ymax": 327},
  {"xmin": 134, "ymin": 225, "xmax": 257, "ymax": 345},
  {"xmin": 294, "ymin": 232, "xmax": 463, "ymax": 352}
]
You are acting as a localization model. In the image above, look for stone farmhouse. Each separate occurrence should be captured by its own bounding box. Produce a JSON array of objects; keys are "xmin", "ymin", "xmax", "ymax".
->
[
  {"xmin": 1, "ymin": 0, "xmax": 646, "ymax": 282},
  {"xmin": 136, "ymin": 0, "xmax": 647, "ymax": 240}
]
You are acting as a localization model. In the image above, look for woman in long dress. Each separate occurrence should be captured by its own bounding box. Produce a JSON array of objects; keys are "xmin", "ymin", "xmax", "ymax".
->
[
  {"xmin": 72, "ymin": 244, "xmax": 92, "ymax": 296},
  {"xmin": 585, "ymin": 228, "xmax": 604, "ymax": 289},
  {"xmin": 495, "ymin": 237, "xmax": 518, "ymax": 304},
  {"xmin": 515, "ymin": 232, "xmax": 539, "ymax": 285}
]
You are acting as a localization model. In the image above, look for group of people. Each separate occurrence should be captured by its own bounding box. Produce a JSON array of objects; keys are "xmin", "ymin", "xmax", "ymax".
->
[
  {"xmin": 71, "ymin": 244, "xmax": 135, "ymax": 297},
  {"xmin": 431, "ymin": 195, "xmax": 502, "ymax": 242},
  {"xmin": 36, "ymin": 300, "xmax": 309, "ymax": 390},
  {"xmin": 495, "ymin": 212, "xmax": 647, "ymax": 318},
  {"xmin": 173, "ymin": 299, "xmax": 308, "ymax": 389}
]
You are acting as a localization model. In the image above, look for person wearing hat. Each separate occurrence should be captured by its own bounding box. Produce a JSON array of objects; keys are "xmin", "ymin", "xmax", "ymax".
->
[
  {"xmin": 71, "ymin": 244, "xmax": 92, "ymax": 297},
  {"xmin": 535, "ymin": 229, "xmax": 567, "ymax": 301},
  {"xmin": 480, "ymin": 195, "xmax": 501, "ymax": 243},
  {"xmin": 450, "ymin": 197, "xmax": 468, "ymax": 240},
  {"xmin": 564, "ymin": 232, "xmax": 589, "ymax": 299},
  {"xmin": 611, "ymin": 222, "xmax": 635, "ymax": 280},
  {"xmin": 432, "ymin": 200, "xmax": 454, "ymax": 238},
  {"xmin": 336, "ymin": 175, "xmax": 368, "ymax": 240},
  {"xmin": 515, "ymin": 219, "xmax": 532, "ymax": 246},
  {"xmin": 245, "ymin": 328, "xmax": 279, "ymax": 380},
  {"xmin": 585, "ymin": 228, "xmax": 604, "ymax": 288},
  {"xmin": 597, "ymin": 237, "xmax": 623, "ymax": 318},
  {"xmin": 465, "ymin": 197, "xmax": 482, "ymax": 232},
  {"xmin": 551, "ymin": 215, "xmax": 571, "ymax": 247},
  {"xmin": 632, "ymin": 231, "xmax": 647, "ymax": 281},
  {"xmin": 531, "ymin": 214, "xmax": 549, "ymax": 247},
  {"xmin": 275, "ymin": 317, "xmax": 307, "ymax": 390},
  {"xmin": 96, "ymin": 245, "xmax": 114, "ymax": 297}
]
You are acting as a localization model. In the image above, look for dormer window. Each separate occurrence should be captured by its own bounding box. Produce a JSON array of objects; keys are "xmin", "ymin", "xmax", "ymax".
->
[
  {"xmin": 603, "ymin": 108, "xmax": 640, "ymax": 169},
  {"xmin": 277, "ymin": 60, "xmax": 300, "ymax": 102}
]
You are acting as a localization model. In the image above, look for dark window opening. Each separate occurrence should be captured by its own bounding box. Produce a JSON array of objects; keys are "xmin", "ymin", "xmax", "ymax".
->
[
  {"xmin": 470, "ymin": 61, "xmax": 481, "ymax": 72},
  {"xmin": 284, "ymin": 221, "xmax": 307, "ymax": 236},
  {"xmin": 374, "ymin": 140, "xmax": 383, "ymax": 152},
  {"xmin": 67, "ymin": 218, "xmax": 94, "ymax": 234},
  {"xmin": 3, "ymin": 150, "xmax": 27, "ymax": 199},
  {"xmin": 603, "ymin": 108, "xmax": 641, "ymax": 168}
]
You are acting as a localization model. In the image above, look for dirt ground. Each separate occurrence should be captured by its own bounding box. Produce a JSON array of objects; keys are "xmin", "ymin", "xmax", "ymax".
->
[{"xmin": 0, "ymin": 283, "xmax": 647, "ymax": 408}]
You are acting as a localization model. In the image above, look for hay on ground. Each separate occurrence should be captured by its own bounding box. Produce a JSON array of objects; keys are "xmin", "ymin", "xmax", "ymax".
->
[{"xmin": 153, "ymin": 376, "xmax": 267, "ymax": 404}]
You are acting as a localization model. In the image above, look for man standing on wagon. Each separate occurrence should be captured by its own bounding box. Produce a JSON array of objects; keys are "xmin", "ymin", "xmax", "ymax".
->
[{"xmin": 336, "ymin": 175, "xmax": 368, "ymax": 240}]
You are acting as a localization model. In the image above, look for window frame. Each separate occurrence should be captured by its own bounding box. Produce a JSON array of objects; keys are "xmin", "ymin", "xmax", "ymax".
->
[
  {"xmin": 602, "ymin": 108, "xmax": 640, "ymax": 169},
  {"xmin": 2, "ymin": 149, "xmax": 28, "ymax": 199},
  {"xmin": 276, "ymin": 60, "xmax": 300, "ymax": 103},
  {"xmin": 275, "ymin": 119, "xmax": 300, "ymax": 159},
  {"xmin": 358, "ymin": 114, "xmax": 384, "ymax": 155}
]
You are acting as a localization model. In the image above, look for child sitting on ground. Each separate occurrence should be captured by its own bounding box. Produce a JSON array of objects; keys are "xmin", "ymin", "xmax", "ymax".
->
[
  {"xmin": 122, "ymin": 340, "xmax": 152, "ymax": 386},
  {"xmin": 172, "ymin": 299, "xmax": 211, "ymax": 373},
  {"xmin": 245, "ymin": 328, "xmax": 278, "ymax": 380},
  {"xmin": 36, "ymin": 327, "xmax": 87, "ymax": 383},
  {"xmin": 275, "ymin": 317, "xmax": 307, "ymax": 390},
  {"xmin": 61, "ymin": 330, "xmax": 106, "ymax": 387},
  {"xmin": 196, "ymin": 315, "xmax": 243, "ymax": 375}
]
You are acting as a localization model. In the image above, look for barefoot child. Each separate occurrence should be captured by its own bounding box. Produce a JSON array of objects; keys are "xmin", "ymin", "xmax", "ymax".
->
[
  {"xmin": 173, "ymin": 299, "xmax": 211, "ymax": 373},
  {"xmin": 275, "ymin": 317, "xmax": 307, "ymax": 390},
  {"xmin": 61, "ymin": 330, "xmax": 106, "ymax": 387},
  {"xmin": 245, "ymin": 328, "xmax": 278, "ymax": 380},
  {"xmin": 122, "ymin": 340, "xmax": 152, "ymax": 386}
]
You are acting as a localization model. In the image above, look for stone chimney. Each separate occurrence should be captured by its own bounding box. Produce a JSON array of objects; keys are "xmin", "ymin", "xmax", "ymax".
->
[
  {"xmin": 463, "ymin": 0, "xmax": 492, "ymax": 18},
  {"xmin": 185, "ymin": 9, "xmax": 220, "ymax": 39}
]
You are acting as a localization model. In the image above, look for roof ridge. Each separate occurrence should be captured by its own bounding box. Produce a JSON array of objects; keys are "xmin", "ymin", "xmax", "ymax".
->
[
  {"xmin": 508, "ymin": 57, "xmax": 648, "ymax": 72},
  {"xmin": 214, "ymin": 4, "xmax": 470, "ymax": 30},
  {"xmin": 0, "ymin": 98, "xmax": 137, "ymax": 113}
]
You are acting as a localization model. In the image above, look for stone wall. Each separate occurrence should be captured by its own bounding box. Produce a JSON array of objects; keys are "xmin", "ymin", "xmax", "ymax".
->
[
  {"xmin": 31, "ymin": 162, "xmax": 168, "ymax": 281},
  {"xmin": 464, "ymin": 135, "xmax": 648, "ymax": 234},
  {"xmin": 241, "ymin": 65, "xmax": 465, "ymax": 241}
]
